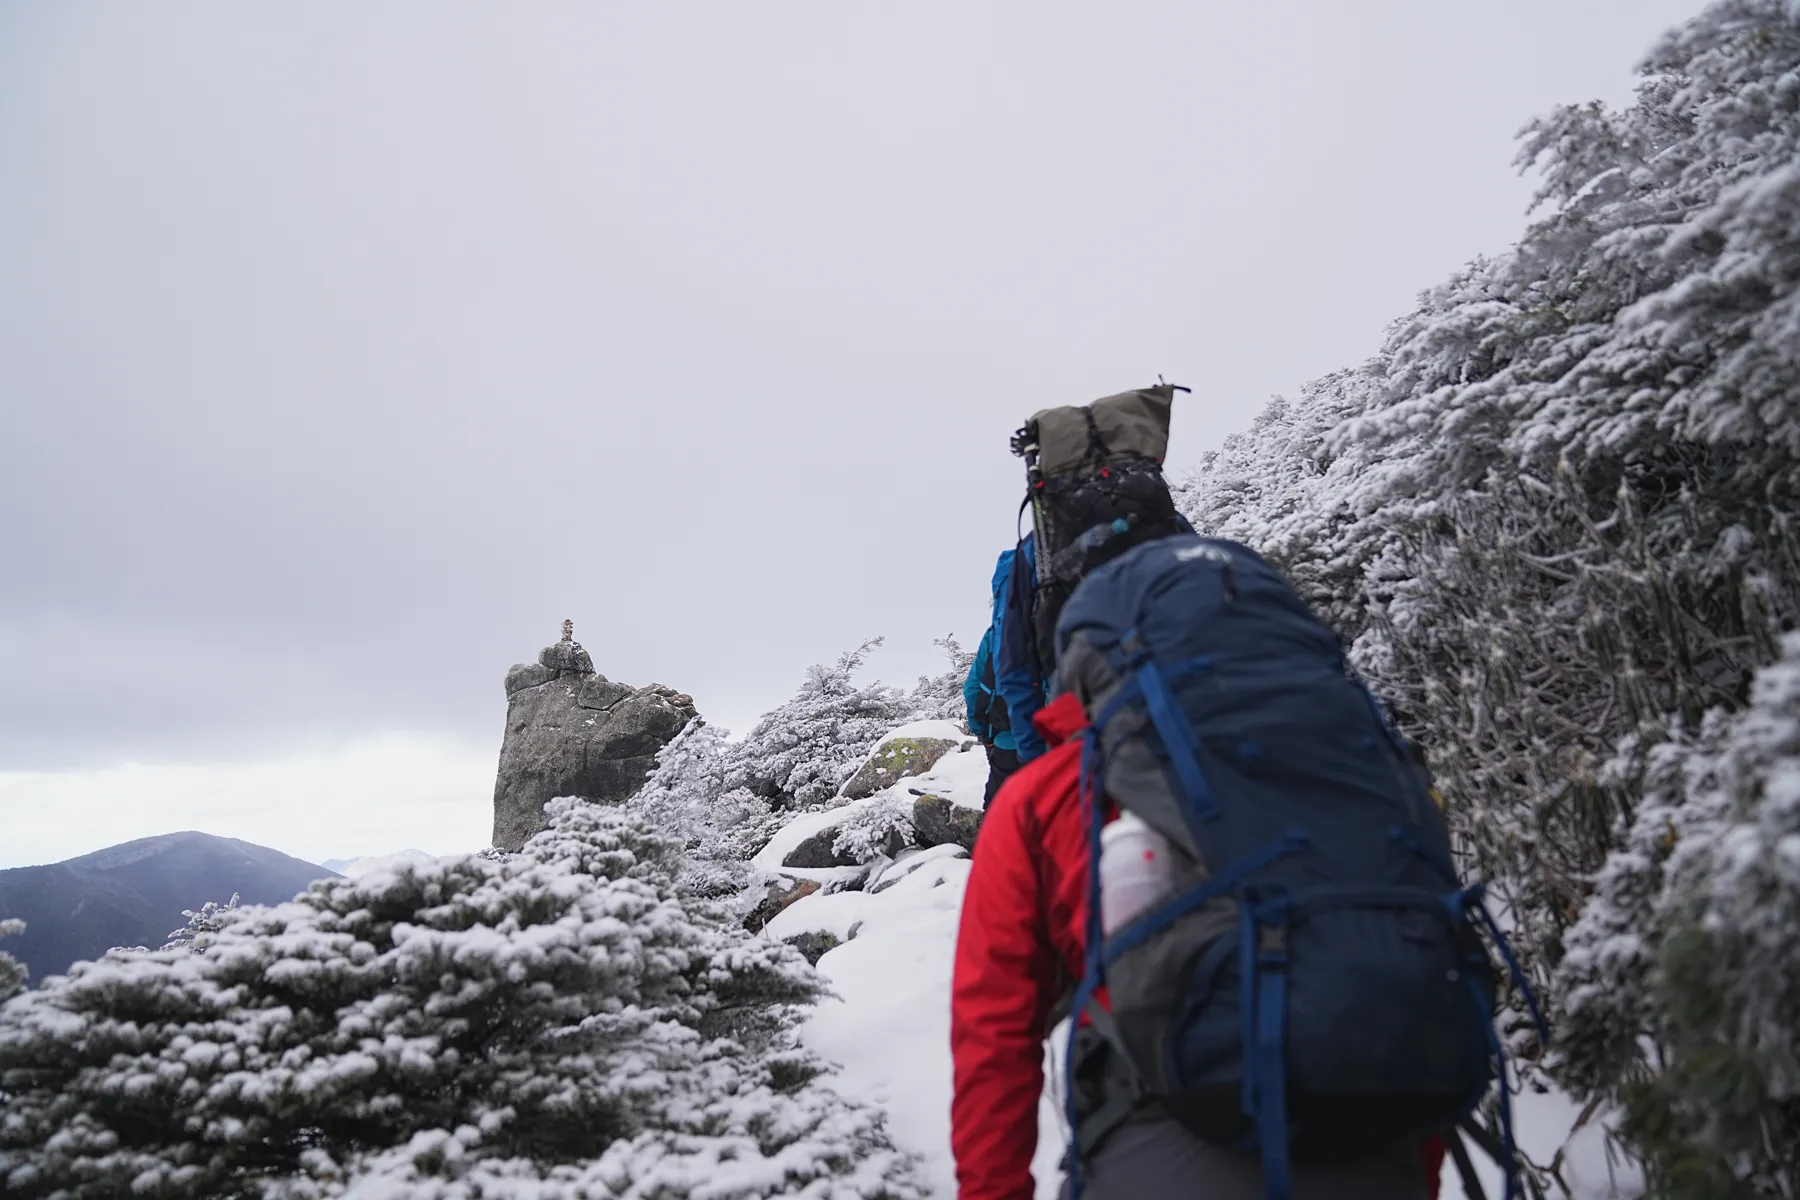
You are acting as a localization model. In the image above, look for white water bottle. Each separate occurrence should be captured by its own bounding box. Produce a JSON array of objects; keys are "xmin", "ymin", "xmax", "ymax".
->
[{"xmin": 1099, "ymin": 812, "xmax": 1174, "ymax": 935}]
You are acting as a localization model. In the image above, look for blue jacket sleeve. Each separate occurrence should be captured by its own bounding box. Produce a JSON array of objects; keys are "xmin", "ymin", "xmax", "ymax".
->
[
  {"xmin": 963, "ymin": 630, "xmax": 994, "ymax": 742},
  {"xmin": 995, "ymin": 538, "xmax": 1048, "ymax": 761}
]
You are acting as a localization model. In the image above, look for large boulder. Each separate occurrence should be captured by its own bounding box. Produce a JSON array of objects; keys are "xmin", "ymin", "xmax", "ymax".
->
[
  {"xmin": 780, "ymin": 821, "xmax": 908, "ymax": 869},
  {"xmin": 840, "ymin": 729, "xmax": 963, "ymax": 801},
  {"xmin": 912, "ymin": 793, "xmax": 982, "ymax": 852},
  {"xmin": 491, "ymin": 622, "xmax": 698, "ymax": 850},
  {"xmin": 744, "ymin": 879, "xmax": 820, "ymax": 933}
]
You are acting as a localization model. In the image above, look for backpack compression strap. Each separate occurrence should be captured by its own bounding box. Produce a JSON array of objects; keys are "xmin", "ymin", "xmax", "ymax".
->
[{"xmin": 1063, "ymin": 640, "xmax": 1314, "ymax": 1200}]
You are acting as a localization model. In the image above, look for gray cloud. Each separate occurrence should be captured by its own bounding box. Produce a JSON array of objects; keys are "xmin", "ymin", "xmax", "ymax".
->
[{"xmin": 0, "ymin": 1, "xmax": 1702, "ymax": 768}]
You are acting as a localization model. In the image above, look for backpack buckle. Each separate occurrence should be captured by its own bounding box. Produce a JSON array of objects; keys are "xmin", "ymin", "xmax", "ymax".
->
[
  {"xmin": 1251, "ymin": 893, "xmax": 1292, "ymax": 971},
  {"xmin": 1256, "ymin": 923, "xmax": 1288, "ymax": 969},
  {"xmin": 1117, "ymin": 628, "xmax": 1151, "ymax": 669}
]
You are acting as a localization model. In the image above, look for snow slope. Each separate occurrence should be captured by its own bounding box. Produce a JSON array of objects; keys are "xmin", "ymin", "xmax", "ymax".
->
[
  {"xmin": 762, "ymin": 737, "xmax": 1642, "ymax": 1199},
  {"xmin": 762, "ymin": 739, "xmax": 1069, "ymax": 1199}
]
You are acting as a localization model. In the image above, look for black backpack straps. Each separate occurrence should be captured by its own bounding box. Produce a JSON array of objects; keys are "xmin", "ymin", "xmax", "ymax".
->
[
  {"xmin": 1071, "ymin": 996, "xmax": 1149, "ymax": 1161},
  {"xmin": 1446, "ymin": 1128, "xmax": 1488, "ymax": 1200},
  {"xmin": 1080, "ymin": 406, "xmax": 1112, "ymax": 463}
]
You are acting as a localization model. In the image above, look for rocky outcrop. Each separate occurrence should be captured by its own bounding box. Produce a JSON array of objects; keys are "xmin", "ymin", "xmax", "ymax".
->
[
  {"xmin": 783, "ymin": 931, "xmax": 839, "ymax": 965},
  {"xmin": 491, "ymin": 622, "xmax": 699, "ymax": 851},
  {"xmin": 840, "ymin": 732, "xmax": 962, "ymax": 800},
  {"xmin": 912, "ymin": 793, "xmax": 982, "ymax": 852},
  {"xmin": 780, "ymin": 822, "xmax": 908, "ymax": 869},
  {"xmin": 744, "ymin": 879, "xmax": 820, "ymax": 933}
]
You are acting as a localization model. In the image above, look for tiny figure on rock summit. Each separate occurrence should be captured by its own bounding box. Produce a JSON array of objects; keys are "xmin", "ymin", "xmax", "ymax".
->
[{"xmin": 489, "ymin": 621, "xmax": 698, "ymax": 850}]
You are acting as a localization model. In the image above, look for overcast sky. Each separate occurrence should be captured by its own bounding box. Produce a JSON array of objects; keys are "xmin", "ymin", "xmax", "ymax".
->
[{"xmin": 1, "ymin": 1, "xmax": 1704, "ymax": 867}]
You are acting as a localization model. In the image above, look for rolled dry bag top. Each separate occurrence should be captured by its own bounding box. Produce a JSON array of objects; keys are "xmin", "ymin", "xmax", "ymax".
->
[{"xmin": 1028, "ymin": 385, "xmax": 1177, "ymax": 478}]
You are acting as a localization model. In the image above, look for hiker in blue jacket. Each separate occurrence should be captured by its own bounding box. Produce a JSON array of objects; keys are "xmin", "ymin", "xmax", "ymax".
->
[
  {"xmin": 995, "ymin": 534, "xmax": 1051, "ymax": 763},
  {"xmin": 964, "ymin": 550, "xmax": 1022, "ymax": 805}
]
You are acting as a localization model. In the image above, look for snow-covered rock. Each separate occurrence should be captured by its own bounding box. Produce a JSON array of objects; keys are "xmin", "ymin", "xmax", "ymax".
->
[
  {"xmin": 839, "ymin": 720, "xmax": 969, "ymax": 800},
  {"xmin": 491, "ymin": 623, "xmax": 698, "ymax": 851}
]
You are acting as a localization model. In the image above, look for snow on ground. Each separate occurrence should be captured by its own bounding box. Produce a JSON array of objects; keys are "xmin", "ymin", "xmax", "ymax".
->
[
  {"xmin": 760, "ymin": 738, "xmax": 1638, "ymax": 1199},
  {"xmin": 764, "ymin": 741, "xmax": 1069, "ymax": 1199},
  {"xmin": 1442, "ymin": 1087, "xmax": 1642, "ymax": 1200}
]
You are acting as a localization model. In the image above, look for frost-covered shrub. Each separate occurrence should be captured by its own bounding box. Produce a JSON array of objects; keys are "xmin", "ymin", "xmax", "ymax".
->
[
  {"xmin": 1176, "ymin": 0, "xmax": 1800, "ymax": 1184},
  {"xmin": 0, "ymin": 799, "xmax": 923, "ymax": 1199},
  {"xmin": 630, "ymin": 720, "xmax": 788, "ymax": 903},
  {"xmin": 727, "ymin": 639, "xmax": 915, "ymax": 810},
  {"xmin": 830, "ymin": 792, "xmax": 916, "ymax": 863},
  {"xmin": 904, "ymin": 635, "xmax": 975, "ymax": 726},
  {"xmin": 161, "ymin": 892, "xmax": 240, "ymax": 952},
  {"xmin": 1559, "ymin": 634, "xmax": 1800, "ymax": 1197},
  {"xmin": 632, "ymin": 639, "xmax": 948, "ymax": 906},
  {"xmin": 0, "ymin": 919, "xmax": 24, "ymax": 1003}
]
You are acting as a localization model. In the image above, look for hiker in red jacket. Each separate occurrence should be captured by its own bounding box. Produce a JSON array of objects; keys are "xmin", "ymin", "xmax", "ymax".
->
[{"xmin": 950, "ymin": 690, "xmax": 1448, "ymax": 1200}]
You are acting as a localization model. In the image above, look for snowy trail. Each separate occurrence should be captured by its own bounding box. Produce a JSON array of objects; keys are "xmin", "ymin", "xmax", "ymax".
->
[{"xmin": 762, "ymin": 741, "xmax": 1636, "ymax": 1199}]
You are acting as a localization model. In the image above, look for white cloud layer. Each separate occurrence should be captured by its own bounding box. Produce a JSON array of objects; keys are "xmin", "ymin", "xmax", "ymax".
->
[{"xmin": 0, "ymin": 734, "xmax": 496, "ymax": 870}]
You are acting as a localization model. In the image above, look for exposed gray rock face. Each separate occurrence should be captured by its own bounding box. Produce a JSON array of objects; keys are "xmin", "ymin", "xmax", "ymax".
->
[
  {"xmin": 839, "ymin": 734, "xmax": 961, "ymax": 801},
  {"xmin": 743, "ymin": 879, "xmax": 819, "ymax": 933},
  {"xmin": 780, "ymin": 823, "xmax": 908, "ymax": 870},
  {"xmin": 783, "ymin": 931, "xmax": 839, "ymax": 965},
  {"xmin": 912, "ymin": 793, "xmax": 983, "ymax": 852},
  {"xmin": 491, "ymin": 623, "xmax": 698, "ymax": 851}
]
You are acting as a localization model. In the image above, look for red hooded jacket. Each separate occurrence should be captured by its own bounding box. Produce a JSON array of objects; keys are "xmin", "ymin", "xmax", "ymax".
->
[{"xmin": 948, "ymin": 692, "xmax": 1445, "ymax": 1200}]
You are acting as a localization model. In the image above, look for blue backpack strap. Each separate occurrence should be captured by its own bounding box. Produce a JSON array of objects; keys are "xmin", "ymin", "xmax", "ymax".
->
[
  {"xmin": 1243, "ymin": 892, "xmax": 1295, "ymax": 1200},
  {"xmin": 1102, "ymin": 831, "xmax": 1309, "ymax": 966},
  {"xmin": 1443, "ymin": 885, "xmax": 1552, "ymax": 1200},
  {"xmin": 1106, "ymin": 631, "xmax": 1218, "ymax": 834},
  {"xmin": 1062, "ymin": 730, "xmax": 1110, "ymax": 1200}
]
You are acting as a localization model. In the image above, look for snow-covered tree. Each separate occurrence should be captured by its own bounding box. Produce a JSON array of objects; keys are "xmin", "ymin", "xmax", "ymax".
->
[
  {"xmin": 829, "ymin": 791, "xmax": 915, "ymax": 864},
  {"xmin": 161, "ymin": 892, "xmax": 241, "ymax": 952},
  {"xmin": 1175, "ymin": 0, "xmax": 1800, "ymax": 1185},
  {"xmin": 1558, "ymin": 633, "xmax": 1800, "ymax": 1197},
  {"xmin": 628, "ymin": 719, "xmax": 787, "ymax": 904},
  {"xmin": 0, "ymin": 919, "xmax": 25, "ymax": 1003},
  {"xmin": 631, "ymin": 637, "xmax": 951, "ymax": 908},
  {"xmin": 0, "ymin": 799, "xmax": 923, "ymax": 1199},
  {"xmin": 904, "ymin": 635, "xmax": 975, "ymax": 726},
  {"xmin": 727, "ymin": 638, "xmax": 914, "ymax": 810}
]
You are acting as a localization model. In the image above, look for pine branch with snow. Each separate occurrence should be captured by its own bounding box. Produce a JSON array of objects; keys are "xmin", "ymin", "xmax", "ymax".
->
[
  {"xmin": 727, "ymin": 638, "xmax": 915, "ymax": 810},
  {"xmin": 1559, "ymin": 633, "xmax": 1800, "ymax": 1197},
  {"xmin": 161, "ymin": 893, "xmax": 241, "ymax": 952},
  {"xmin": 1172, "ymin": 0, "xmax": 1800, "ymax": 1180}
]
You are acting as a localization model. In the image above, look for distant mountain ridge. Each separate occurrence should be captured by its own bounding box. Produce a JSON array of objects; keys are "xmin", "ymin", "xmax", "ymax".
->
[{"xmin": 0, "ymin": 831, "xmax": 337, "ymax": 987}]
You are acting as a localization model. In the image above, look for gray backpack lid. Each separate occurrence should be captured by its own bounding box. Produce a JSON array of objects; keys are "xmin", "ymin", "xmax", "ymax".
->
[{"xmin": 1028, "ymin": 385, "xmax": 1179, "ymax": 479}]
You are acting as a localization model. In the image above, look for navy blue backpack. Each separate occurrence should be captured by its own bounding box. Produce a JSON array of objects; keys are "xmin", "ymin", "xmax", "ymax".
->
[{"xmin": 1054, "ymin": 535, "xmax": 1546, "ymax": 1200}]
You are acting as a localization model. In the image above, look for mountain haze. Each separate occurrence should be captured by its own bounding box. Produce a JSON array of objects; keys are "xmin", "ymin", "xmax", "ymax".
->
[{"xmin": 0, "ymin": 831, "xmax": 336, "ymax": 986}]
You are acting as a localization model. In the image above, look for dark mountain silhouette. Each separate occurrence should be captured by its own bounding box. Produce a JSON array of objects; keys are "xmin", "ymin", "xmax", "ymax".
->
[{"xmin": 0, "ymin": 832, "xmax": 338, "ymax": 987}]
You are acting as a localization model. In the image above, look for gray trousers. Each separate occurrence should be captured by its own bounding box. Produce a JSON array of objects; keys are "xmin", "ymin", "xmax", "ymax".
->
[{"xmin": 1066, "ymin": 1119, "xmax": 1429, "ymax": 1200}]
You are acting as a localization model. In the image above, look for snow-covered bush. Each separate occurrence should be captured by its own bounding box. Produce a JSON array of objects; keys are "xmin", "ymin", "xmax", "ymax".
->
[
  {"xmin": 0, "ymin": 919, "xmax": 24, "ymax": 1003},
  {"xmin": 0, "ymin": 799, "xmax": 923, "ymax": 1199},
  {"xmin": 727, "ymin": 639, "xmax": 915, "ymax": 810},
  {"xmin": 632, "ymin": 638, "xmax": 958, "ymax": 905},
  {"xmin": 904, "ymin": 635, "xmax": 975, "ymax": 726},
  {"xmin": 629, "ymin": 719, "xmax": 788, "ymax": 902},
  {"xmin": 830, "ymin": 791, "xmax": 916, "ymax": 863},
  {"xmin": 1176, "ymin": 0, "xmax": 1800, "ymax": 1186},
  {"xmin": 1558, "ymin": 633, "xmax": 1800, "ymax": 1197},
  {"xmin": 161, "ymin": 892, "xmax": 240, "ymax": 952}
]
